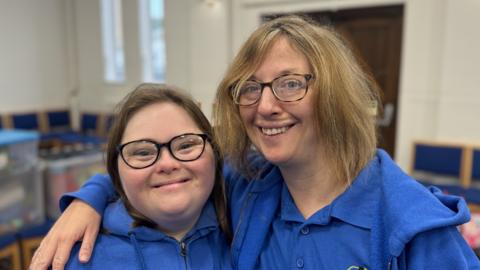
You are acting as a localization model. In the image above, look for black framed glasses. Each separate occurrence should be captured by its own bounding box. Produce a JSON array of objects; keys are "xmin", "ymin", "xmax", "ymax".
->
[
  {"xmin": 117, "ymin": 133, "xmax": 209, "ymax": 169},
  {"xmin": 233, "ymin": 73, "xmax": 313, "ymax": 106}
]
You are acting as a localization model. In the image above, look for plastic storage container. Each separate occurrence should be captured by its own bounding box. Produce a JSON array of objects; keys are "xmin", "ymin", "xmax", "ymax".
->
[
  {"xmin": 43, "ymin": 150, "xmax": 105, "ymax": 219},
  {"xmin": 0, "ymin": 130, "xmax": 44, "ymax": 235}
]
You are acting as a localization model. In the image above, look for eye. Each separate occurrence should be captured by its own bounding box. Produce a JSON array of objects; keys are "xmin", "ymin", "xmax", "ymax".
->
[
  {"xmin": 240, "ymin": 82, "xmax": 261, "ymax": 94},
  {"xmin": 177, "ymin": 142, "xmax": 195, "ymax": 151},
  {"xmin": 280, "ymin": 78, "xmax": 303, "ymax": 90},
  {"xmin": 176, "ymin": 140, "xmax": 203, "ymax": 153},
  {"xmin": 132, "ymin": 148, "xmax": 156, "ymax": 157},
  {"xmin": 122, "ymin": 142, "xmax": 157, "ymax": 159}
]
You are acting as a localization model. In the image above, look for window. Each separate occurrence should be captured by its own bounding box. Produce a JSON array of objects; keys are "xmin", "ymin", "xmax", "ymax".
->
[
  {"xmin": 101, "ymin": 0, "xmax": 125, "ymax": 83},
  {"xmin": 139, "ymin": 0, "xmax": 166, "ymax": 82}
]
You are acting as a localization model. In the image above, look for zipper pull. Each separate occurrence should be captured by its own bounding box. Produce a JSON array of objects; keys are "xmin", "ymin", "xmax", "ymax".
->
[{"xmin": 180, "ymin": 241, "xmax": 187, "ymax": 257}]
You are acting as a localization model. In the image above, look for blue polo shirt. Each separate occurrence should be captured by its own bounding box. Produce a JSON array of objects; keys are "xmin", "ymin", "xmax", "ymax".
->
[{"xmin": 258, "ymin": 174, "xmax": 378, "ymax": 270}]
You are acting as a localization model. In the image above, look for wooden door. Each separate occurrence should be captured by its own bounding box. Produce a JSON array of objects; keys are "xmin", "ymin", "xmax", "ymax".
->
[{"xmin": 265, "ymin": 5, "xmax": 404, "ymax": 156}]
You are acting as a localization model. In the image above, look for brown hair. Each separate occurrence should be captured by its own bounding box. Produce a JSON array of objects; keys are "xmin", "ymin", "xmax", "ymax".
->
[
  {"xmin": 214, "ymin": 15, "xmax": 380, "ymax": 185},
  {"xmin": 106, "ymin": 83, "xmax": 231, "ymax": 241}
]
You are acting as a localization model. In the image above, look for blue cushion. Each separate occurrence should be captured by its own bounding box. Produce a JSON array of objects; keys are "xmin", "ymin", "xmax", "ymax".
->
[
  {"xmin": 472, "ymin": 149, "xmax": 480, "ymax": 182},
  {"xmin": 419, "ymin": 180, "xmax": 480, "ymax": 205},
  {"xmin": 80, "ymin": 113, "xmax": 98, "ymax": 133},
  {"xmin": 414, "ymin": 144, "xmax": 462, "ymax": 176},
  {"xmin": 12, "ymin": 113, "xmax": 38, "ymax": 130},
  {"xmin": 47, "ymin": 110, "xmax": 71, "ymax": 131},
  {"xmin": 465, "ymin": 187, "xmax": 480, "ymax": 205},
  {"xmin": 17, "ymin": 220, "xmax": 54, "ymax": 239},
  {"xmin": 105, "ymin": 115, "xmax": 115, "ymax": 131},
  {"xmin": 0, "ymin": 233, "xmax": 16, "ymax": 249}
]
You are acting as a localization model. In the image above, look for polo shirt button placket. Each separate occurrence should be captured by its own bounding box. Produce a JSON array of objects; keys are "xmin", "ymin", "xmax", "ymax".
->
[
  {"xmin": 296, "ymin": 257, "xmax": 304, "ymax": 269},
  {"xmin": 300, "ymin": 226, "xmax": 309, "ymax": 235}
]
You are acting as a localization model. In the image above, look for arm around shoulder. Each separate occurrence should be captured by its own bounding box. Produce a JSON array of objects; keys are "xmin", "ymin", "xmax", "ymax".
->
[{"xmin": 60, "ymin": 173, "xmax": 117, "ymax": 216}]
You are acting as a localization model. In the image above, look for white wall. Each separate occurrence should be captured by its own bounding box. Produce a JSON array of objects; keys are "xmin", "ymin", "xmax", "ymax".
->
[
  {"xmin": 72, "ymin": 0, "xmax": 139, "ymax": 113},
  {"xmin": 0, "ymin": 0, "xmax": 70, "ymax": 112},
  {"xmin": 396, "ymin": 0, "xmax": 480, "ymax": 169},
  {"xmin": 71, "ymin": 0, "xmax": 230, "ymax": 121},
  {"xmin": 436, "ymin": 0, "xmax": 480, "ymax": 141},
  {"xmin": 188, "ymin": 0, "xmax": 231, "ymax": 118}
]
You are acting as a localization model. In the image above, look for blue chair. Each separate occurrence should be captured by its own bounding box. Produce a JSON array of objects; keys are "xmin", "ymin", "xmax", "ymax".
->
[
  {"xmin": 80, "ymin": 113, "xmax": 99, "ymax": 135},
  {"xmin": 472, "ymin": 149, "xmax": 480, "ymax": 183},
  {"xmin": 17, "ymin": 220, "xmax": 54, "ymax": 268},
  {"xmin": 11, "ymin": 113, "xmax": 39, "ymax": 131},
  {"xmin": 412, "ymin": 143, "xmax": 463, "ymax": 180},
  {"xmin": 0, "ymin": 233, "xmax": 21, "ymax": 270},
  {"xmin": 47, "ymin": 110, "xmax": 71, "ymax": 132},
  {"xmin": 105, "ymin": 114, "xmax": 115, "ymax": 133}
]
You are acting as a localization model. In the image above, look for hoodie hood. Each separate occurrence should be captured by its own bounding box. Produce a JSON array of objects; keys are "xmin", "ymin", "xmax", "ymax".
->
[
  {"xmin": 103, "ymin": 199, "xmax": 219, "ymax": 241},
  {"xmin": 103, "ymin": 200, "xmax": 168, "ymax": 241},
  {"xmin": 101, "ymin": 200, "xmax": 220, "ymax": 269},
  {"xmin": 372, "ymin": 149, "xmax": 470, "ymax": 257}
]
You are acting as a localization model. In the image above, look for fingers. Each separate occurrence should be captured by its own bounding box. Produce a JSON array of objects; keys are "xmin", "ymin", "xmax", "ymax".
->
[
  {"xmin": 51, "ymin": 236, "xmax": 76, "ymax": 270},
  {"xmin": 79, "ymin": 208, "xmax": 101, "ymax": 262},
  {"xmin": 29, "ymin": 199, "xmax": 101, "ymax": 269},
  {"xmin": 30, "ymin": 236, "xmax": 58, "ymax": 270}
]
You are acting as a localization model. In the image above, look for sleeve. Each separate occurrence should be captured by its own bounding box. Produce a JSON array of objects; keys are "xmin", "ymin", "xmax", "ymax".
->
[
  {"xmin": 59, "ymin": 173, "xmax": 117, "ymax": 216},
  {"xmin": 404, "ymin": 226, "xmax": 480, "ymax": 269}
]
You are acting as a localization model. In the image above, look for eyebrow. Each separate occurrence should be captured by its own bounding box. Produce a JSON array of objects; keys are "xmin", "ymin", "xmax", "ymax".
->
[{"xmin": 248, "ymin": 69, "xmax": 302, "ymax": 81}]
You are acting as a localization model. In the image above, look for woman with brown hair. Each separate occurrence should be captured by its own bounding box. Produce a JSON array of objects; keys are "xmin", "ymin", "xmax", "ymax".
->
[{"xmin": 62, "ymin": 83, "xmax": 231, "ymax": 269}]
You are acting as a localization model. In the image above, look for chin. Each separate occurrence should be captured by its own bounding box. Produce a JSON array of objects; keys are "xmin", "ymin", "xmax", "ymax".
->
[
  {"xmin": 159, "ymin": 202, "xmax": 193, "ymax": 216},
  {"xmin": 260, "ymin": 149, "xmax": 290, "ymax": 165}
]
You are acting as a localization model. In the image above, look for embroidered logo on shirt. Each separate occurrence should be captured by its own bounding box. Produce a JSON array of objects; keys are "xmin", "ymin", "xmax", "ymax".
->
[{"xmin": 347, "ymin": 266, "xmax": 368, "ymax": 270}]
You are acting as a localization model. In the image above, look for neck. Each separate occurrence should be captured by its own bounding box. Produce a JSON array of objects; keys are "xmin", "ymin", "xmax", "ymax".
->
[
  {"xmin": 154, "ymin": 213, "xmax": 200, "ymax": 242},
  {"xmin": 279, "ymin": 156, "xmax": 347, "ymax": 219}
]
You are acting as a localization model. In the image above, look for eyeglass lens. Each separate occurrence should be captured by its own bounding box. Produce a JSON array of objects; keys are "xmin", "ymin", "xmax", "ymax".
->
[
  {"xmin": 236, "ymin": 74, "xmax": 309, "ymax": 105},
  {"xmin": 121, "ymin": 134, "xmax": 206, "ymax": 169}
]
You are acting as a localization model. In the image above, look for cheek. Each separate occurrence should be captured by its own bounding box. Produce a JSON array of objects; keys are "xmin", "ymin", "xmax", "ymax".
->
[
  {"xmin": 117, "ymin": 159, "xmax": 145, "ymax": 198},
  {"xmin": 195, "ymin": 149, "xmax": 216, "ymax": 192},
  {"xmin": 239, "ymin": 107, "xmax": 254, "ymax": 125}
]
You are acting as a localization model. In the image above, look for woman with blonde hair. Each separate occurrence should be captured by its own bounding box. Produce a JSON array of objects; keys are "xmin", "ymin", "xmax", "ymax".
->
[{"xmin": 32, "ymin": 16, "xmax": 479, "ymax": 270}]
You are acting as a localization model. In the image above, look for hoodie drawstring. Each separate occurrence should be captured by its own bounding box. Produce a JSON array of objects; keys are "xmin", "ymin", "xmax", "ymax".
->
[{"xmin": 129, "ymin": 232, "xmax": 147, "ymax": 270}]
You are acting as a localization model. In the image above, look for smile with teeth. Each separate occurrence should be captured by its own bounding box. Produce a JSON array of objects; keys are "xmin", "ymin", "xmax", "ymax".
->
[{"xmin": 261, "ymin": 126, "xmax": 291, "ymax": 136}]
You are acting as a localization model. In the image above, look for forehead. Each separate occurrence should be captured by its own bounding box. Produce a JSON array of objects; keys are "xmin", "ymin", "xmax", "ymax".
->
[
  {"xmin": 253, "ymin": 36, "xmax": 311, "ymax": 79},
  {"xmin": 122, "ymin": 102, "xmax": 201, "ymax": 142}
]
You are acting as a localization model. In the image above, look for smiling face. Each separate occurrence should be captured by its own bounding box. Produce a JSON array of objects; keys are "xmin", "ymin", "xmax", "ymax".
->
[
  {"xmin": 118, "ymin": 102, "xmax": 215, "ymax": 236},
  {"xmin": 239, "ymin": 36, "xmax": 320, "ymax": 169}
]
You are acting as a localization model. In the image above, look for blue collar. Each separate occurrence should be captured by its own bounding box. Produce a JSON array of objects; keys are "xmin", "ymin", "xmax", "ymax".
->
[{"xmin": 280, "ymin": 156, "xmax": 381, "ymax": 229}]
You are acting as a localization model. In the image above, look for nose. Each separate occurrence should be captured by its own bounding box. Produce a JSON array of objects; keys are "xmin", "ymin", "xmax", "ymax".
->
[
  {"xmin": 153, "ymin": 147, "xmax": 180, "ymax": 174},
  {"xmin": 256, "ymin": 85, "xmax": 281, "ymax": 116}
]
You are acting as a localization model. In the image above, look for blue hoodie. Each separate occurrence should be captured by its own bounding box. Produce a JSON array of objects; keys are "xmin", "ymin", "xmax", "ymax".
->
[
  {"xmin": 62, "ymin": 149, "xmax": 480, "ymax": 269},
  {"xmin": 225, "ymin": 149, "xmax": 480, "ymax": 269},
  {"xmin": 64, "ymin": 200, "xmax": 231, "ymax": 270}
]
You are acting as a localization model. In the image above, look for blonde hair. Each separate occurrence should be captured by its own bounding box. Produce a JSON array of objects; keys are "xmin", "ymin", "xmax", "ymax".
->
[{"xmin": 214, "ymin": 15, "xmax": 380, "ymax": 184}]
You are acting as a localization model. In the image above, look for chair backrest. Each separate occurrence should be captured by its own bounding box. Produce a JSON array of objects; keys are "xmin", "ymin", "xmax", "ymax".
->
[
  {"xmin": 413, "ymin": 143, "xmax": 462, "ymax": 176},
  {"xmin": 12, "ymin": 113, "xmax": 39, "ymax": 131},
  {"xmin": 80, "ymin": 113, "xmax": 99, "ymax": 135},
  {"xmin": 472, "ymin": 149, "xmax": 480, "ymax": 182},
  {"xmin": 105, "ymin": 114, "xmax": 115, "ymax": 132},
  {"xmin": 46, "ymin": 110, "xmax": 71, "ymax": 132}
]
